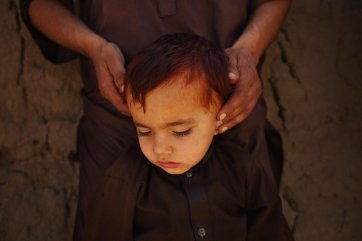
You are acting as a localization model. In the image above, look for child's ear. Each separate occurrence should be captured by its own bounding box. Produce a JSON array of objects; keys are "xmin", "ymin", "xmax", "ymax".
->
[{"xmin": 210, "ymin": 91, "xmax": 223, "ymax": 110}]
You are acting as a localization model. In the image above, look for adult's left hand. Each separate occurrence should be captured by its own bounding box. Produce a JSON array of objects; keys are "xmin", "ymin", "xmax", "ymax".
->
[{"xmin": 216, "ymin": 47, "xmax": 262, "ymax": 134}]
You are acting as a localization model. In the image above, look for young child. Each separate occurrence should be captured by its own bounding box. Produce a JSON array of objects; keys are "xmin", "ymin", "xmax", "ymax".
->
[{"xmin": 80, "ymin": 33, "xmax": 293, "ymax": 241}]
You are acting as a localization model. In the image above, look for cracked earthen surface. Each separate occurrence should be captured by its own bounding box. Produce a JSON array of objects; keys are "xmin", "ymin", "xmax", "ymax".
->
[{"xmin": 1, "ymin": 0, "xmax": 361, "ymax": 240}]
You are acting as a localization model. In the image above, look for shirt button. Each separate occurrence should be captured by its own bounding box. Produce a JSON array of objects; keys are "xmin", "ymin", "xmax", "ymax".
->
[
  {"xmin": 186, "ymin": 172, "xmax": 193, "ymax": 184},
  {"xmin": 197, "ymin": 227, "xmax": 206, "ymax": 238}
]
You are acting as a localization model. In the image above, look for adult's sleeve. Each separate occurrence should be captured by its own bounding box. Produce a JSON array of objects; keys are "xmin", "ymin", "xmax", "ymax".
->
[
  {"xmin": 20, "ymin": 0, "xmax": 78, "ymax": 63},
  {"xmin": 246, "ymin": 157, "xmax": 294, "ymax": 241},
  {"xmin": 77, "ymin": 148, "xmax": 146, "ymax": 241}
]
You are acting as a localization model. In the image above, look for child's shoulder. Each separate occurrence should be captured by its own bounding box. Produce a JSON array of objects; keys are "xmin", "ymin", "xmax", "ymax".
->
[
  {"xmin": 213, "ymin": 137, "xmax": 253, "ymax": 170},
  {"xmin": 213, "ymin": 137, "xmax": 277, "ymax": 189}
]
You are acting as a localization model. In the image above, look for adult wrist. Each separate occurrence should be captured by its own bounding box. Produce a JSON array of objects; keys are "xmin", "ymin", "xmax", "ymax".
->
[
  {"xmin": 80, "ymin": 32, "xmax": 109, "ymax": 60},
  {"xmin": 231, "ymin": 44, "xmax": 259, "ymax": 66}
]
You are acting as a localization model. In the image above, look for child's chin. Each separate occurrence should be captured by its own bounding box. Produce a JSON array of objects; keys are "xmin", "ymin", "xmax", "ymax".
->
[{"xmin": 161, "ymin": 167, "xmax": 191, "ymax": 175}]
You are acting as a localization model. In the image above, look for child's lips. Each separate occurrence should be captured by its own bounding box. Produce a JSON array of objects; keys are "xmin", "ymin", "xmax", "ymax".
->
[{"xmin": 156, "ymin": 161, "xmax": 181, "ymax": 169}]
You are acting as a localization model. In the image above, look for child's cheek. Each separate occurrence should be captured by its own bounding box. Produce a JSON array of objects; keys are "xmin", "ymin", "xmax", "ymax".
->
[{"xmin": 139, "ymin": 139, "xmax": 153, "ymax": 160}]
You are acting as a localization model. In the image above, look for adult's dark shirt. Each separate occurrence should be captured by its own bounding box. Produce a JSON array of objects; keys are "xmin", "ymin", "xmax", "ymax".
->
[
  {"xmin": 22, "ymin": 0, "xmax": 265, "ymax": 116},
  {"xmin": 81, "ymin": 0, "xmax": 252, "ymax": 115}
]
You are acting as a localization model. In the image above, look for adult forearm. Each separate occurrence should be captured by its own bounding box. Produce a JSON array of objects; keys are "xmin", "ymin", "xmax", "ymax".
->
[
  {"xmin": 218, "ymin": 0, "xmax": 291, "ymax": 131},
  {"xmin": 232, "ymin": 0, "xmax": 291, "ymax": 64},
  {"xmin": 28, "ymin": 0, "xmax": 106, "ymax": 59},
  {"xmin": 29, "ymin": 0, "xmax": 129, "ymax": 113}
]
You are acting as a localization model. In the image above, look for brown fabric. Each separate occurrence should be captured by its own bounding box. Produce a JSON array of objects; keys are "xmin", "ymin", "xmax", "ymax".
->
[
  {"xmin": 80, "ymin": 137, "xmax": 293, "ymax": 241},
  {"xmin": 74, "ymin": 95, "xmax": 138, "ymax": 240}
]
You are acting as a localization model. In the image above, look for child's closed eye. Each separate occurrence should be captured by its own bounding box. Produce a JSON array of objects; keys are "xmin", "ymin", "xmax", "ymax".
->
[
  {"xmin": 173, "ymin": 129, "xmax": 192, "ymax": 137},
  {"xmin": 137, "ymin": 130, "xmax": 151, "ymax": 137}
]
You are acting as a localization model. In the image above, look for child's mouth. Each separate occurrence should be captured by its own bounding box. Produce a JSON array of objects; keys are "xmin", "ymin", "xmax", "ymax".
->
[{"xmin": 156, "ymin": 161, "xmax": 181, "ymax": 169}]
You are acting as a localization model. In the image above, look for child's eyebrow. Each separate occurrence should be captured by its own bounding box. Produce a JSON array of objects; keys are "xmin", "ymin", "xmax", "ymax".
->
[
  {"xmin": 134, "ymin": 122, "xmax": 150, "ymax": 128},
  {"xmin": 164, "ymin": 118, "xmax": 195, "ymax": 127},
  {"xmin": 134, "ymin": 118, "xmax": 195, "ymax": 129}
]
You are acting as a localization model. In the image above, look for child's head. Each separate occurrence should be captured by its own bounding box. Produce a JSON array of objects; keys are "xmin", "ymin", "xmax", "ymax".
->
[{"xmin": 125, "ymin": 33, "xmax": 231, "ymax": 174}]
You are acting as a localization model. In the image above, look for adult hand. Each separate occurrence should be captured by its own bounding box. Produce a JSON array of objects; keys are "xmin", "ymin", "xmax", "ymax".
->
[
  {"xmin": 90, "ymin": 41, "xmax": 130, "ymax": 115},
  {"xmin": 216, "ymin": 47, "xmax": 262, "ymax": 134}
]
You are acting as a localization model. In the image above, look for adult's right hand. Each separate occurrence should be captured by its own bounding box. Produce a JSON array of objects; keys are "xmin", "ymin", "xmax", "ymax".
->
[{"xmin": 90, "ymin": 41, "xmax": 130, "ymax": 115}]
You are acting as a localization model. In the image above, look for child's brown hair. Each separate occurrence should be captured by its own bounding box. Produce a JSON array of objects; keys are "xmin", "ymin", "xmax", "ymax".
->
[{"xmin": 125, "ymin": 33, "xmax": 231, "ymax": 110}]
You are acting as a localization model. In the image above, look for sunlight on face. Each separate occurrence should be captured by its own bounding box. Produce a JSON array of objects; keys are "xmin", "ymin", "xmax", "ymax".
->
[{"xmin": 127, "ymin": 77, "xmax": 221, "ymax": 174}]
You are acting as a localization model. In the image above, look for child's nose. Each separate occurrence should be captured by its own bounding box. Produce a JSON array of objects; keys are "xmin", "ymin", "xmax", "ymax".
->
[{"xmin": 153, "ymin": 136, "xmax": 172, "ymax": 156}]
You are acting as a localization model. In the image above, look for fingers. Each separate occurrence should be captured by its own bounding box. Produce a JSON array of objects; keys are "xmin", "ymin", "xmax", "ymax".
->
[
  {"xmin": 105, "ymin": 44, "xmax": 126, "ymax": 93},
  {"xmin": 110, "ymin": 65, "xmax": 125, "ymax": 95},
  {"xmin": 218, "ymin": 70, "xmax": 259, "ymax": 120},
  {"xmin": 97, "ymin": 65, "xmax": 130, "ymax": 115},
  {"xmin": 216, "ymin": 88, "xmax": 260, "ymax": 133},
  {"xmin": 94, "ymin": 42, "xmax": 130, "ymax": 115},
  {"xmin": 100, "ymin": 84, "xmax": 130, "ymax": 115},
  {"xmin": 216, "ymin": 48, "xmax": 262, "ymax": 133},
  {"xmin": 225, "ymin": 49, "xmax": 240, "ymax": 84}
]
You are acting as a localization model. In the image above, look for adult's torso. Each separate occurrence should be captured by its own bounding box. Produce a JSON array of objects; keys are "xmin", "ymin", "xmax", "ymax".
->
[{"xmin": 78, "ymin": 0, "xmax": 251, "ymax": 115}]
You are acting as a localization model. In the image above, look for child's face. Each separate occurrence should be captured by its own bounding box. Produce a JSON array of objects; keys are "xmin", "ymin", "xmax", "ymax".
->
[{"xmin": 127, "ymin": 77, "xmax": 221, "ymax": 174}]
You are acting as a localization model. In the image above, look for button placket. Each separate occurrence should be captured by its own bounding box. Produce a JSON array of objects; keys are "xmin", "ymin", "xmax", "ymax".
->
[{"xmin": 182, "ymin": 169, "xmax": 211, "ymax": 240}]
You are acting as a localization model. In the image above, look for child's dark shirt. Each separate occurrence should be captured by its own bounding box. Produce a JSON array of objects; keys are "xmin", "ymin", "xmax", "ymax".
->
[{"xmin": 81, "ymin": 137, "xmax": 293, "ymax": 241}]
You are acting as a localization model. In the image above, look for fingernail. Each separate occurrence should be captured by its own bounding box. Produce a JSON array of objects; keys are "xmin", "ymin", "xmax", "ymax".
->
[
  {"xmin": 221, "ymin": 127, "xmax": 228, "ymax": 133},
  {"xmin": 219, "ymin": 113, "xmax": 226, "ymax": 121},
  {"xmin": 228, "ymin": 72, "xmax": 238, "ymax": 79},
  {"xmin": 120, "ymin": 84, "xmax": 125, "ymax": 93},
  {"xmin": 214, "ymin": 131, "xmax": 218, "ymax": 135},
  {"xmin": 216, "ymin": 121, "xmax": 223, "ymax": 128}
]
